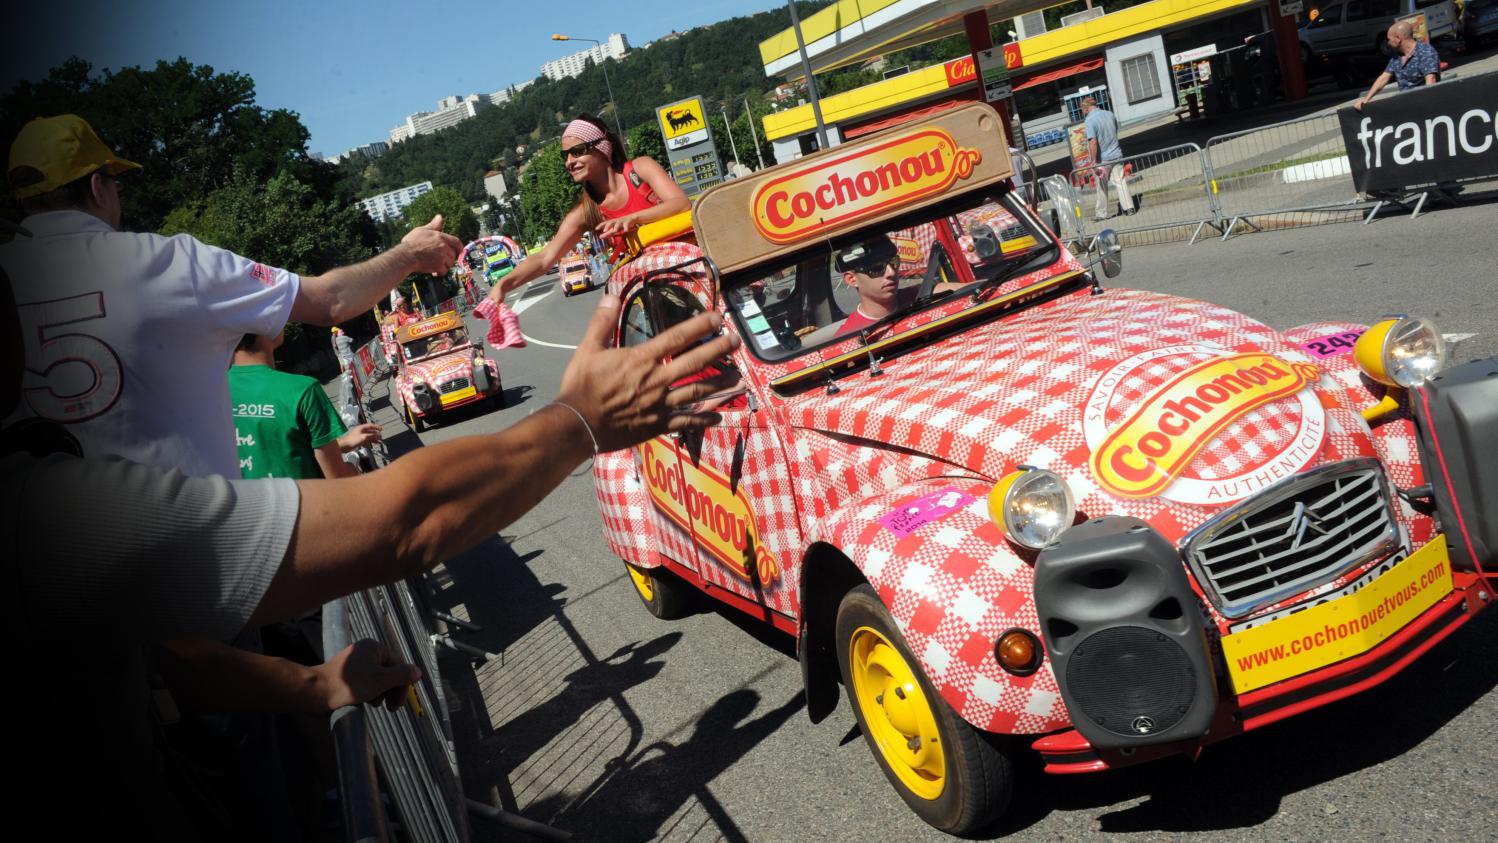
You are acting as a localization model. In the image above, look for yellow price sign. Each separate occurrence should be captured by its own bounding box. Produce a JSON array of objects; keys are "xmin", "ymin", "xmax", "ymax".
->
[{"xmin": 659, "ymin": 99, "xmax": 707, "ymax": 142}]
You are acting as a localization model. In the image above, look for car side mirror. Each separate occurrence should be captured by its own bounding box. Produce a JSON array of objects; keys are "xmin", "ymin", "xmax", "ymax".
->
[{"xmin": 1097, "ymin": 229, "xmax": 1123, "ymax": 279}]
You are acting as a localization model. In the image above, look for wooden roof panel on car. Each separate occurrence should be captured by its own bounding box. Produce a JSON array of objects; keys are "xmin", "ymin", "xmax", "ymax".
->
[{"xmin": 693, "ymin": 102, "xmax": 1014, "ymax": 277}]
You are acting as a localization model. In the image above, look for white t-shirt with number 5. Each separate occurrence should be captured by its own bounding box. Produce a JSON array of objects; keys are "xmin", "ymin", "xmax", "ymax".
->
[{"xmin": 2, "ymin": 211, "xmax": 300, "ymax": 478}]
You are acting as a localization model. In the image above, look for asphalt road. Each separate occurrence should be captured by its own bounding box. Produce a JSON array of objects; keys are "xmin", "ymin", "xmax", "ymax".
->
[{"xmin": 374, "ymin": 207, "xmax": 1498, "ymax": 842}]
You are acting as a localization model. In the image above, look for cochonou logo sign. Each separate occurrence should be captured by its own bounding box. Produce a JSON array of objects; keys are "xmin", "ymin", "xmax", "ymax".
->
[
  {"xmin": 751, "ymin": 129, "xmax": 982, "ymax": 244},
  {"xmin": 1084, "ymin": 344, "xmax": 1327, "ymax": 504}
]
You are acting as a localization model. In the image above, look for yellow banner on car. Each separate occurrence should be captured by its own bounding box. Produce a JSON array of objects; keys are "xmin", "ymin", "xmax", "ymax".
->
[
  {"xmin": 1222, "ymin": 536, "xmax": 1454, "ymax": 693},
  {"xmin": 639, "ymin": 437, "xmax": 781, "ymax": 586}
]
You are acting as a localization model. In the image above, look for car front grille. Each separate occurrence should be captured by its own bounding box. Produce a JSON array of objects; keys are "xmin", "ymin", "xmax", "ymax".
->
[
  {"xmin": 1182, "ymin": 459, "xmax": 1399, "ymax": 618},
  {"xmin": 438, "ymin": 378, "xmax": 471, "ymax": 394}
]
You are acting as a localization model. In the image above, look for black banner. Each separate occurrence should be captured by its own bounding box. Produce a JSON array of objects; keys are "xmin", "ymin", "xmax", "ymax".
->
[{"xmin": 1338, "ymin": 74, "xmax": 1498, "ymax": 193}]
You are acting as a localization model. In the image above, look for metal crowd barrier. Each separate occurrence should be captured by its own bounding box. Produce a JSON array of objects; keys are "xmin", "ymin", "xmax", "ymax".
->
[
  {"xmin": 1070, "ymin": 142, "xmax": 1222, "ymax": 246},
  {"xmin": 1201, "ymin": 112, "xmax": 1367, "ymax": 240},
  {"xmin": 325, "ymin": 365, "xmax": 571, "ymax": 842}
]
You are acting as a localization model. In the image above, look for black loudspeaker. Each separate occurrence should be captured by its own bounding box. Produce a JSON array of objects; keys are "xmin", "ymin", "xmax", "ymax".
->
[
  {"xmin": 1034, "ymin": 516, "xmax": 1217, "ymax": 750},
  {"xmin": 1410, "ymin": 356, "xmax": 1498, "ymax": 574}
]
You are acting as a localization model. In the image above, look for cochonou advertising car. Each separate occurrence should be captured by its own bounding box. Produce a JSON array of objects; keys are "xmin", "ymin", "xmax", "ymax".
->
[
  {"xmin": 589, "ymin": 103, "xmax": 1496, "ymax": 834},
  {"xmin": 391, "ymin": 311, "xmax": 503, "ymax": 432},
  {"xmin": 560, "ymin": 255, "xmax": 594, "ymax": 296}
]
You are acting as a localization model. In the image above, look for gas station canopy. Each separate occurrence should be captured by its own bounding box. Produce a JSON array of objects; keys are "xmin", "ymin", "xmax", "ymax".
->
[{"xmin": 760, "ymin": 0, "xmax": 1060, "ymax": 79}]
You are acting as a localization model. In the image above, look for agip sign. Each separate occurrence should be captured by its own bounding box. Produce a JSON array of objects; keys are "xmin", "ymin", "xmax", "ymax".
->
[{"xmin": 658, "ymin": 95, "xmax": 724, "ymax": 196}]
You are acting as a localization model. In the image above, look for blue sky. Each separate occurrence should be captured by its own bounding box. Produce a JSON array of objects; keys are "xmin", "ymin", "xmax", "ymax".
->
[{"xmin": 8, "ymin": 0, "xmax": 785, "ymax": 156}]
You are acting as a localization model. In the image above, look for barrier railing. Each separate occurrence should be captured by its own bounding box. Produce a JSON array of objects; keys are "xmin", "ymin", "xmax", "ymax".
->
[
  {"xmin": 324, "ymin": 369, "xmax": 572, "ymax": 842},
  {"xmin": 1070, "ymin": 142, "xmax": 1222, "ymax": 246},
  {"xmin": 1201, "ymin": 112, "xmax": 1367, "ymax": 240}
]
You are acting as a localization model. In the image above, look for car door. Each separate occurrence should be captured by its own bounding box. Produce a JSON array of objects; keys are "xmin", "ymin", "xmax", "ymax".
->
[
  {"xmin": 618, "ymin": 286, "xmax": 706, "ymax": 579},
  {"xmin": 630, "ymin": 278, "xmax": 805, "ymax": 624}
]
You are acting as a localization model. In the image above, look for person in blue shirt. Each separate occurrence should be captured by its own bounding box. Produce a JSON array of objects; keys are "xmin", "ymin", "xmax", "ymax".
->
[
  {"xmin": 1082, "ymin": 97, "xmax": 1136, "ymax": 220},
  {"xmin": 1356, "ymin": 20, "xmax": 1440, "ymax": 110}
]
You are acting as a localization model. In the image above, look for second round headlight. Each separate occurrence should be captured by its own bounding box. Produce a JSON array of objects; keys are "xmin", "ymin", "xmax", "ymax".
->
[
  {"xmin": 988, "ymin": 468, "xmax": 1076, "ymax": 550},
  {"xmin": 1354, "ymin": 316, "xmax": 1447, "ymax": 388}
]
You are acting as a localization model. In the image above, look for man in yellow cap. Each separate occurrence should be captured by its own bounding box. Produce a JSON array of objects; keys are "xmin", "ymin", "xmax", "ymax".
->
[
  {"xmin": 1, "ymin": 114, "xmax": 462, "ymax": 478},
  {"xmin": 1, "ymin": 114, "xmax": 462, "ymax": 839}
]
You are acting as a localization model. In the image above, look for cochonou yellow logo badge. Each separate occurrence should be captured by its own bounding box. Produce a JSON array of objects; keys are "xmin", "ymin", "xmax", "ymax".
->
[
  {"xmin": 640, "ymin": 438, "xmax": 781, "ymax": 586},
  {"xmin": 752, "ymin": 129, "xmax": 982, "ymax": 245},
  {"xmin": 1083, "ymin": 345, "xmax": 1327, "ymax": 503},
  {"xmin": 405, "ymin": 312, "xmax": 462, "ymax": 340}
]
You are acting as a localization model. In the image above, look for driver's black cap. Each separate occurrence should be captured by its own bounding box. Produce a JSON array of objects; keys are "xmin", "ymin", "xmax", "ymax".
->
[{"xmin": 835, "ymin": 236, "xmax": 898, "ymax": 274}]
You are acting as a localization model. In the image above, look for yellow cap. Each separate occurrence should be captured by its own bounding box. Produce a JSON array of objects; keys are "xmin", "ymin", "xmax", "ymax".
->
[{"xmin": 8, "ymin": 115, "xmax": 141, "ymax": 199}]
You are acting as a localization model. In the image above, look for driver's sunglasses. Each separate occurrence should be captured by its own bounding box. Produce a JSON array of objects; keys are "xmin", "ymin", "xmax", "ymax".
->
[
  {"xmin": 562, "ymin": 139, "xmax": 602, "ymax": 160},
  {"xmin": 852, "ymin": 257, "xmax": 899, "ymax": 275}
]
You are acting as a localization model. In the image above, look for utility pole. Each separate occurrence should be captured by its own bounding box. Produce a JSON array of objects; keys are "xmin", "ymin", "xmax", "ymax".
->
[
  {"xmin": 787, "ymin": 0, "xmax": 830, "ymax": 151},
  {"xmin": 744, "ymin": 96, "xmax": 765, "ymax": 170},
  {"xmin": 721, "ymin": 106, "xmax": 741, "ymax": 172}
]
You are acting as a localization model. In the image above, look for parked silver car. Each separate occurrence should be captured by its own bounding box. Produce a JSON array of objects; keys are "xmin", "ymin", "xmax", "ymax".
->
[{"xmin": 1300, "ymin": 0, "xmax": 1457, "ymax": 62}]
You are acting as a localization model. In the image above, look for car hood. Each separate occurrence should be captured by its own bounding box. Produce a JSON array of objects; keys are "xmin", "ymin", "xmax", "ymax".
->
[
  {"xmin": 402, "ymin": 351, "xmax": 473, "ymax": 384},
  {"xmin": 781, "ymin": 288, "xmax": 1378, "ymax": 540}
]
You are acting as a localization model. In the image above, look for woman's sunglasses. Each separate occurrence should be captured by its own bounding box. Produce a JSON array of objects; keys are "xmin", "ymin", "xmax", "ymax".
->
[{"xmin": 561, "ymin": 139, "xmax": 601, "ymax": 160}]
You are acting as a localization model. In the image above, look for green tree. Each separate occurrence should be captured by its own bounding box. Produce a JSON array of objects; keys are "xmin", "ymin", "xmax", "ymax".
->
[
  {"xmin": 518, "ymin": 144, "xmax": 576, "ymax": 246},
  {"xmin": 1, "ymin": 57, "xmax": 345, "ymax": 233},
  {"xmin": 626, "ymin": 122, "xmax": 667, "ymax": 164},
  {"xmin": 160, "ymin": 169, "xmax": 372, "ymax": 276},
  {"xmin": 400, "ymin": 185, "xmax": 480, "ymax": 244}
]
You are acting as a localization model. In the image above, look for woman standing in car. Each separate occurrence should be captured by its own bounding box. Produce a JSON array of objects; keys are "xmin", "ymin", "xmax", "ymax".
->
[{"xmin": 483, "ymin": 115, "xmax": 689, "ymax": 308}]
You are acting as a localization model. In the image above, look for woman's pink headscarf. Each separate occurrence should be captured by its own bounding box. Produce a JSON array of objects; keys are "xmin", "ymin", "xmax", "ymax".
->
[{"xmin": 563, "ymin": 119, "xmax": 612, "ymax": 160}]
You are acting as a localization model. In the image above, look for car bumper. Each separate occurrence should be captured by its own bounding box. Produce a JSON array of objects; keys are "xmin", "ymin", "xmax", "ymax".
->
[{"xmin": 1034, "ymin": 536, "xmax": 1489, "ymax": 774}]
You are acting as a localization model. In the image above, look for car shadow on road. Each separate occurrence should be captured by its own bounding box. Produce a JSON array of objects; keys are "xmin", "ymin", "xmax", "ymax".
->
[
  {"xmin": 522, "ymin": 688, "xmax": 806, "ymax": 843},
  {"xmin": 981, "ymin": 608, "xmax": 1498, "ymax": 838}
]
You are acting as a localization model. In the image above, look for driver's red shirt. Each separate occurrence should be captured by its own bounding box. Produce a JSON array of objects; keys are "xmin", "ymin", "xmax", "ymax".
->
[
  {"xmin": 838, "ymin": 288, "xmax": 916, "ymax": 336},
  {"xmin": 396, "ymin": 310, "xmax": 421, "ymax": 326}
]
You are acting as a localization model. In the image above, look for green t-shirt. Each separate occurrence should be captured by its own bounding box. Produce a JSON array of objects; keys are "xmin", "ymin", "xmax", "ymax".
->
[{"xmin": 228, "ymin": 365, "xmax": 348, "ymax": 479}]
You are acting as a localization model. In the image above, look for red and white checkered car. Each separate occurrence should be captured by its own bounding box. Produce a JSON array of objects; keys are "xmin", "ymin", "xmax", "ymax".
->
[
  {"xmin": 590, "ymin": 103, "xmax": 1496, "ymax": 835},
  {"xmin": 390, "ymin": 311, "xmax": 502, "ymax": 433}
]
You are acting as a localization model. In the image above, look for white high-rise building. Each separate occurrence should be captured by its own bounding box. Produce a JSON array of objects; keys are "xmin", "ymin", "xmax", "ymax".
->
[
  {"xmin": 540, "ymin": 33, "xmax": 629, "ymax": 81},
  {"xmin": 358, "ymin": 181, "xmax": 433, "ymax": 223},
  {"xmin": 486, "ymin": 79, "xmax": 535, "ymax": 107},
  {"xmin": 388, "ymin": 94, "xmax": 492, "ymax": 144}
]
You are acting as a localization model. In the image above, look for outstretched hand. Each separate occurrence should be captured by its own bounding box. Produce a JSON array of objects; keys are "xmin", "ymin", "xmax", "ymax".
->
[
  {"xmin": 340, "ymin": 422, "xmax": 383, "ymax": 451},
  {"xmin": 596, "ymin": 213, "xmax": 638, "ymax": 239},
  {"xmin": 557, "ymin": 294, "xmax": 741, "ymax": 452},
  {"xmin": 401, "ymin": 215, "xmax": 463, "ymax": 275}
]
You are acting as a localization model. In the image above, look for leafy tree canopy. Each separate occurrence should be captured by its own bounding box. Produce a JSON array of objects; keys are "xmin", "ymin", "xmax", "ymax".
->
[
  {"xmin": 400, "ymin": 185, "xmax": 480, "ymax": 244},
  {"xmin": 517, "ymin": 145, "xmax": 575, "ymax": 246},
  {"xmin": 1, "ymin": 57, "xmax": 353, "ymax": 233}
]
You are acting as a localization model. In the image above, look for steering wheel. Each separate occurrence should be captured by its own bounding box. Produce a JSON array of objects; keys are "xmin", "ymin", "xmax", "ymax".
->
[{"xmin": 918, "ymin": 244, "xmax": 948, "ymax": 301}]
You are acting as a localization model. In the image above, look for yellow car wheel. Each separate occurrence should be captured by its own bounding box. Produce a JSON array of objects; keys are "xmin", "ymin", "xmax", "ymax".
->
[
  {"xmin": 623, "ymin": 560, "xmax": 690, "ymax": 619},
  {"xmin": 835, "ymin": 585, "xmax": 1012, "ymax": 833},
  {"xmin": 405, "ymin": 400, "xmax": 426, "ymax": 433}
]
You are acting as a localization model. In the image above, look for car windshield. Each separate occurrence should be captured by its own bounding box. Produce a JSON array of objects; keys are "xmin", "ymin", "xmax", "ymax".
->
[
  {"xmin": 402, "ymin": 326, "xmax": 468, "ymax": 359},
  {"xmin": 723, "ymin": 189, "xmax": 1057, "ymax": 362}
]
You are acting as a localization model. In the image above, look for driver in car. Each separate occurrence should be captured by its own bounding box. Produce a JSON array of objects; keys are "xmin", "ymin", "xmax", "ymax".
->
[{"xmin": 837, "ymin": 236, "xmax": 961, "ymax": 335}]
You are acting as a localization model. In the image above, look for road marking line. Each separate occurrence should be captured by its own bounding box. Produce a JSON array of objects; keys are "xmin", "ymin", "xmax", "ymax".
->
[
  {"xmin": 1443, "ymin": 333, "xmax": 1475, "ymax": 344},
  {"xmin": 493, "ymin": 280, "xmax": 576, "ymax": 348},
  {"xmin": 520, "ymin": 333, "xmax": 578, "ymax": 350},
  {"xmin": 511, "ymin": 286, "xmax": 554, "ymax": 315}
]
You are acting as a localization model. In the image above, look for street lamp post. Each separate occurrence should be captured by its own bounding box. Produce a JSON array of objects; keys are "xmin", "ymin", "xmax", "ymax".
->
[{"xmin": 552, "ymin": 34, "xmax": 628, "ymax": 156}]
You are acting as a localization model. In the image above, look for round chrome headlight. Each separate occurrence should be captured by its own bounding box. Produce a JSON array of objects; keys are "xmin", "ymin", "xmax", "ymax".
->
[
  {"xmin": 988, "ymin": 468, "xmax": 1076, "ymax": 550},
  {"xmin": 1354, "ymin": 316, "xmax": 1447, "ymax": 388}
]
